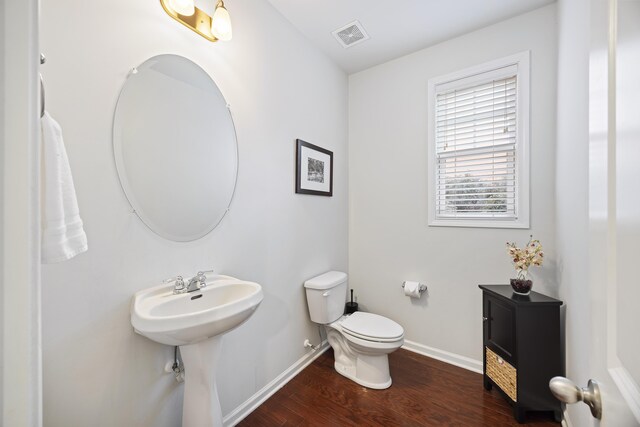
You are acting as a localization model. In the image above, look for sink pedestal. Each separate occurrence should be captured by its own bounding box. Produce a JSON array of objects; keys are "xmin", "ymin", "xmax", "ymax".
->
[{"xmin": 180, "ymin": 336, "xmax": 223, "ymax": 427}]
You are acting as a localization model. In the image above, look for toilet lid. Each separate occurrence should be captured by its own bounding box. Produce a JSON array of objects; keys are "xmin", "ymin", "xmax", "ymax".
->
[{"xmin": 341, "ymin": 312, "xmax": 404, "ymax": 342}]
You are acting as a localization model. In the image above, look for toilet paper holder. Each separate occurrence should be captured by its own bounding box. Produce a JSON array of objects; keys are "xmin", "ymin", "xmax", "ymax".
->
[{"xmin": 401, "ymin": 282, "xmax": 427, "ymax": 294}]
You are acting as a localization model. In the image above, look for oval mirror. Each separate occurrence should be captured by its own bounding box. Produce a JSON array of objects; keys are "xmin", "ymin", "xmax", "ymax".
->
[{"xmin": 113, "ymin": 54, "xmax": 238, "ymax": 241}]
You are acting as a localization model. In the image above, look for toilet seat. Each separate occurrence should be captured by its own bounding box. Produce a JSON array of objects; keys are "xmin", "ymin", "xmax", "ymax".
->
[{"xmin": 341, "ymin": 312, "xmax": 404, "ymax": 343}]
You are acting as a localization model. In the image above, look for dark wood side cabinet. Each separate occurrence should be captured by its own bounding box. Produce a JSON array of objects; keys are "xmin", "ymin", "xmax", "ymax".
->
[{"xmin": 479, "ymin": 285, "xmax": 564, "ymax": 423}]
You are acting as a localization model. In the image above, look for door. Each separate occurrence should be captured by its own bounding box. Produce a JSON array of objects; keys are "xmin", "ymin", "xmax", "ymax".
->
[
  {"xmin": 607, "ymin": 0, "xmax": 640, "ymax": 423},
  {"xmin": 483, "ymin": 295, "xmax": 515, "ymax": 362},
  {"xmin": 567, "ymin": 0, "xmax": 640, "ymax": 425}
]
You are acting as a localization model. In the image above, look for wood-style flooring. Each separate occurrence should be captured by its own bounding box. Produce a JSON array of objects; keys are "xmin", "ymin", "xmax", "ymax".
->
[{"xmin": 238, "ymin": 348, "xmax": 560, "ymax": 426}]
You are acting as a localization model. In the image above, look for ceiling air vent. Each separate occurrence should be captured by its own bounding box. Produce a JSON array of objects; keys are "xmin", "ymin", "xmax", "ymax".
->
[{"xmin": 332, "ymin": 20, "xmax": 370, "ymax": 49}]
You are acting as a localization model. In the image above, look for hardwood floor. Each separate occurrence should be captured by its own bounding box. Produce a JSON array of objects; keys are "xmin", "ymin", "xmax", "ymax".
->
[{"xmin": 238, "ymin": 348, "xmax": 560, "ymax": 426}]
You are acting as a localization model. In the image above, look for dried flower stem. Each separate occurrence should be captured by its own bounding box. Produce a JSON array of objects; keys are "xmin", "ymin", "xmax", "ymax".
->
[{"xmin": 506, "ymin": 234, "xmax": 544, "ymax": 277}]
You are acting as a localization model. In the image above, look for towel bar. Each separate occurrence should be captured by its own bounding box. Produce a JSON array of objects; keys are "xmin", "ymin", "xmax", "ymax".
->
[{"xmin": 40, "ymin": 53, "xmax": 45, "ymax": 117}]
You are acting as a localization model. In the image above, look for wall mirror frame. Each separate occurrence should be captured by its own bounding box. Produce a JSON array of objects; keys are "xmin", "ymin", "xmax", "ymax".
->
[{"xmin": 112, "ymin": 54, "xmax": 238, "ymax": 242}]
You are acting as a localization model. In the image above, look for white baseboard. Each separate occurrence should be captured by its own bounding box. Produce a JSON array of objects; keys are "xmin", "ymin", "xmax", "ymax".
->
[
  {"xmin": 402, "ymin": 339, "xmax": 483, "ymax": 374},
  {"xmin": 223, "ymin": 342, "xmax": 329, "ymax": 426},
  {"xmin": 609, "ymin": 366, "xmax": 640, "ymax": 424}
]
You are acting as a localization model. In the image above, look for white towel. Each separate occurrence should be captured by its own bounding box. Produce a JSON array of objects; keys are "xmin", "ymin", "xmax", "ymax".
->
[{"xmin": 41, "ymin": 112, "xmax": 88, "ymax": 263}]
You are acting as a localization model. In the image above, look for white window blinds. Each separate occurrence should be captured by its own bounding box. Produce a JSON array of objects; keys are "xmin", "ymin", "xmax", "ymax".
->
[{"xmin": 434, "ymin": 66, "xmax": 518, "ymax": 220}]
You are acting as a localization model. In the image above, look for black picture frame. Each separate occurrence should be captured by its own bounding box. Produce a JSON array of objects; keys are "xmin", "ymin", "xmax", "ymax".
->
[{"xmin": 295, "ymin": 139, "xmax": 333, "ymax": 197}]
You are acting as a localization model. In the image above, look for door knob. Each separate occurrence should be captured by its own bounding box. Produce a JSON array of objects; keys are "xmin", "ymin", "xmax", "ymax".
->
[{"xmin": 549, "ymin": 376, "xmax": 602, "ymax": 419}]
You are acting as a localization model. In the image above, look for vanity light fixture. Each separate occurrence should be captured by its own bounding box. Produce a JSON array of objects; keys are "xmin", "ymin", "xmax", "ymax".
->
[
  {"xmin": 168, "ymin": 0, "xmax": 195, "ymax": 16},
  {"xmin": 159, "ymin": 0, "xmax": 233, "ymax": 42}
]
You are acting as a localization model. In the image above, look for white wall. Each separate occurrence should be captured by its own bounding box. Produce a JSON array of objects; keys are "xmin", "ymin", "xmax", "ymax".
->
[
  {"xmin": 348, "ymin": 5, "xmax": 558, "ymax": 362},
  {"xmin": 0, "ymin": 0, "xmax": 5, "ymax": 418},
  {"xmin": 40, "ymin": 0, "xmax": 347, "ymax": 425},
  {"xmin": 555, "ymin": 0, "xmax": 591, "ymax": 425}
]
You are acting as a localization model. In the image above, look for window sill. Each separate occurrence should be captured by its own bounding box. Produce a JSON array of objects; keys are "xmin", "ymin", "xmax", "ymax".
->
[{"xmin": 428, "ymin": 218, "xmax": 530, "ymax": 229}]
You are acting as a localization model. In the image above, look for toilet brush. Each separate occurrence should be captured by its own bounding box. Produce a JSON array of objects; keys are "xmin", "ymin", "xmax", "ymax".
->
[{"xmin": 345, "ymin": 289, "xmax": 358, "ymax": 314}]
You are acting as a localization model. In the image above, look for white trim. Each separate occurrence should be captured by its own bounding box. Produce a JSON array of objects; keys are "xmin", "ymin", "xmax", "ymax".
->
[
  {"xmin": 401, "ymin": 339, "xmax": 483, "ymax": 374},
  {"xmin": 2, "ymin": 0, "xmax": 42, "ymax": 425},
  {"xmin": 428, "ymin": 52, "xmax": 531, "ymax": 89},
  {"xmin": 426, "ymin": 218, "xmax": 531, "ymax": 229},
  {"xmin": 223, "ymin": 342, "xmax": 329, "ymax": 426},
  {"xmin": 562, "ymin": 408, "xmax": 572, "ymax": 427},
  {"xmin": 435, "ymin": 64, "xmax": 518, "ymax": 93},
  {"xmin": 427, "ymin": 51, "xmax": 530, "ymax": 229},
  {"xmin": 609, "ymin": 366, "xmax": 640, "ymax": 424}
]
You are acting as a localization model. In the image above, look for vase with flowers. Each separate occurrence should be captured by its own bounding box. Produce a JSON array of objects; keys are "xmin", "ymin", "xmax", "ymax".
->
[{"xmin": 506, "ymin": 235, "xmax": 544, "ymax": 295}]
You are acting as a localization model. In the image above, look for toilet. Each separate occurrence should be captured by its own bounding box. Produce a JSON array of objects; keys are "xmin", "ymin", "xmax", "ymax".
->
[{"xmin": 304, "ymin": 271, "xmax": 404, "ymax": 389}]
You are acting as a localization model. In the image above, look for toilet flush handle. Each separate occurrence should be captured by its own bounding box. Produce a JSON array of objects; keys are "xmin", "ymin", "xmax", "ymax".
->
[{"xmin": 322, "ymin": 291, "xmax": 331, "ymax": 297}]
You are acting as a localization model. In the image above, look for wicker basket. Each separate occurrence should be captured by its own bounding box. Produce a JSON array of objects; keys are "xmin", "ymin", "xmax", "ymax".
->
[{"xmin": 486, "ymin": 346, "xmax": 517, "ymax": 402}]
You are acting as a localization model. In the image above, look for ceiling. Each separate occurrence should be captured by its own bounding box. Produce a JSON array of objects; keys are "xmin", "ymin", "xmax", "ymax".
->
[{"xmin": 266, "ymin": 0, "xmax": 555, "ymax": 74}]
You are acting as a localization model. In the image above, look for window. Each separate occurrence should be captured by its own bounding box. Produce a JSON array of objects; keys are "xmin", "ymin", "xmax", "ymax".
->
[{"xmin": 427, "ymin": 52, "xmax": 530, "ymax": 228}]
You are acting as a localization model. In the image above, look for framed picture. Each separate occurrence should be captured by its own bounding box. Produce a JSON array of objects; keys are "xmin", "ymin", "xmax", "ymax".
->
[{"xmin": 295, "ymin": 139, "xmax": 333, "ymax": 197}]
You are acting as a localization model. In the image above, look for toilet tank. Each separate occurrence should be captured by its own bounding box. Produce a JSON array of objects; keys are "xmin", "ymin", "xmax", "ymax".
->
[{"xmin": 304, "ymin": 271, "xmax": 348, "ymax": 324}]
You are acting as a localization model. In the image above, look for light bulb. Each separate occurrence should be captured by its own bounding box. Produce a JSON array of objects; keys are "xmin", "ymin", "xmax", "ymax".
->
[
  {"xmin": 169, "ymin": 0, "xmax": 195, "ymax": 16},
  {"xmin": 211, "ymin": 1, "xmax": 232, "ymax": 41}
]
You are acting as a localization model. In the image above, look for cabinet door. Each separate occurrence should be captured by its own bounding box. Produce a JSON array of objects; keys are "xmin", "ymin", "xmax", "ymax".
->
[{"xmin": 483, "ymin": 295, "xmax": 515, "ymax": 362}]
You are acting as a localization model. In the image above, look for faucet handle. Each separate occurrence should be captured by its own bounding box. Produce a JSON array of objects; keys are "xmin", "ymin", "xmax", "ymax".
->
[
  {"xmin": 192, "ymin": 270, "xmax": 213, "ymax": 289},
  {"xmin": 164, "ymin": 276, "xmax": 185, "ymax": 293},
  {"xmin": 196, "ymin": 270, "xmax": 215, "ymax": 286}
]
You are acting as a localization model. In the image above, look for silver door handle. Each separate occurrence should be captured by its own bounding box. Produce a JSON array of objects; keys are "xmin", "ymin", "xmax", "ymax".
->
[{"xmin": 549, "ymin": 376, "xmax": 602, "ymax": 419}]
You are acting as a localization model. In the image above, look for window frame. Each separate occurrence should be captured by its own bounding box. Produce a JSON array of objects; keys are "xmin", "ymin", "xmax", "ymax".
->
[{"xmin": 427, "ymin": 51, "xmax": 530, "ymax": 229}]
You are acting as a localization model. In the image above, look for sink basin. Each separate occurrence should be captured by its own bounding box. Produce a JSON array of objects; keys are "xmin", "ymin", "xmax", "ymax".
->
[
  {"xmin": 131, "ymin": 274, "xmax": 263, "ymax": 346},
  {"xmin": 131, "ymin": 274, "xmax": 263, "ymax": 427}
]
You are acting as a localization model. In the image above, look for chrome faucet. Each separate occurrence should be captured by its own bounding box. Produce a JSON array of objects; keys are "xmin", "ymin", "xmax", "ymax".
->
[
  {"xmin": 166, "ymin": 270, "xmax": 214, "ymax": 294},
  {"xmin": 186, "ymin": 271, "xmax": 207, "ymax": 292}
]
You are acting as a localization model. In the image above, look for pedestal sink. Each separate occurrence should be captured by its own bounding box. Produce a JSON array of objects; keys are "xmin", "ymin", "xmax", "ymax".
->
[{"xmin": 131, "ymin": 274, "xmax": 263, "ymax": 427}]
